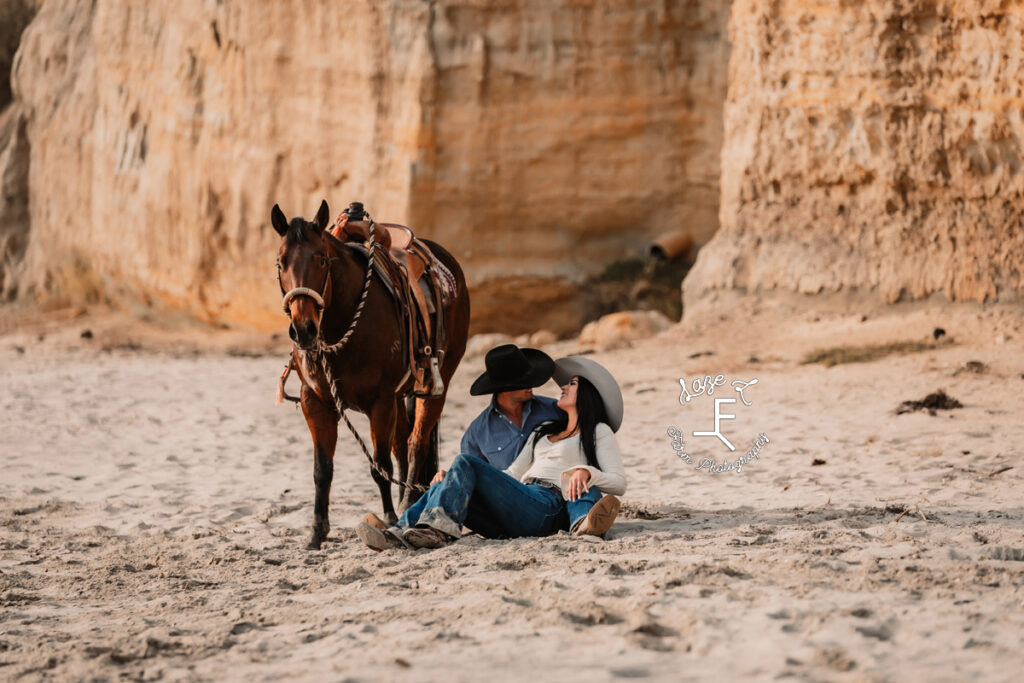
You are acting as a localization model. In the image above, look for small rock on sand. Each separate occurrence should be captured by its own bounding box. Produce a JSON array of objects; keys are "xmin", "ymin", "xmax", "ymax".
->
[
  {"xmin": 464, "ymin": 333, "xmax": 513, "ymax": 358},
  {"xmin": 529, "ymin": 329, "xmax": 558, "ymax": 347},
  {"xmin": 579, "ymin": 310, "xmax": 672, "ymax": 350}
]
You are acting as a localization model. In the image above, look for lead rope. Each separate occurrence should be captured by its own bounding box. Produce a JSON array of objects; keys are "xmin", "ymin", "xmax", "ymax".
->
[{"xmin": 302, "ymin": 216, "xmax": 428, "ymax": 494}]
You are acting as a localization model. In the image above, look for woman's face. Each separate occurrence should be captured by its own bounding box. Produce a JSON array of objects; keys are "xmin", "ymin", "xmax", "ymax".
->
[{"xmin": 557, "ymin": 376, "xmax": 579, "ymax": 411}]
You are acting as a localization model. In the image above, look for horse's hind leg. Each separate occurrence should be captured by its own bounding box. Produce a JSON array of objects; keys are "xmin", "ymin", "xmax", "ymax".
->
[
  {"xmin": 301, "ymin": 386, "xmax": 338, "ymax": 550},
  {"xmin": 406, "ymin": 394, "xmax": 444, "ymax": 503},
  {"xmin": 369, "ymin": 399, "xmax": 399, "ymax": 525},
  {"xmin": 393, "ymin": 396, "xmax": 412, "ymax": 510}
]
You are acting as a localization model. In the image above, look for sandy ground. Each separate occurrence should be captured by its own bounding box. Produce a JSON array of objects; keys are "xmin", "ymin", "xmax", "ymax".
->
[{"xmin": 1, "ymin": 294, "xmax": 1023, "ymax": 682}]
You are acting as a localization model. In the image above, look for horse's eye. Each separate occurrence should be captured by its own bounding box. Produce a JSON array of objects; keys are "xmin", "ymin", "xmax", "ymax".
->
[{"xmin": 319, "ymin": 255, "xmax": 328, "ymax": 267}]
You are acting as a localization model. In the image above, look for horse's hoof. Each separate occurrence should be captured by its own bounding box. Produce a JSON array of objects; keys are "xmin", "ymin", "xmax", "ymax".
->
[
  {"xmin": 308, "ymin": 522, "xmax": 329, "ymax": 550},
  {"xmin": 384, "ymin": 512, "xmax": 398, "ymax": 526}
]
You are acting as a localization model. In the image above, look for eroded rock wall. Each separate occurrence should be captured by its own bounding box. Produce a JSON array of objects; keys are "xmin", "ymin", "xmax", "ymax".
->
[
  {"xmin": 8, "ymin": 0, "xmax": 731, "ymax": 335},
  {"xmin": 12, "ymin": 0, "xmax": 434, "ymax": 327},
  {"xmin": 0, "ymin": 104, "xmax": 30, "ymax": 299},
  {"xmin": 412, "ymin": 0, "xmax": 731, "ymax": 332},
  {"xmin": 685, "ymin": 0, "xmax": 1024, "ymax": 313}
]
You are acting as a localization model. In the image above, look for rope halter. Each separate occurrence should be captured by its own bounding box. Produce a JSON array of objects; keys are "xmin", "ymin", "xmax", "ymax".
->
[{"xmin": 281, "ymin": 286, "xmax": 326, "ymax": 327}]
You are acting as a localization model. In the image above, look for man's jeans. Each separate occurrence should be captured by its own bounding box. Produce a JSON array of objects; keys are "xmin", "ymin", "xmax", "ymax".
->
[{"xmin": 395, "ymin": 453, "xmax": 604, "ymax": 538}]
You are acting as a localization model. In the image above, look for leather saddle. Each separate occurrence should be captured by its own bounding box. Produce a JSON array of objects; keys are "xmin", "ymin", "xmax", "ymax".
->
[{"xmin": 330, "ymin": 205, "xmax": 446, "ymax": 397}]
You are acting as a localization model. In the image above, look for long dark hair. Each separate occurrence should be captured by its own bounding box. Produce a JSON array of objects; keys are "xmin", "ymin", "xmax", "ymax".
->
[{"xmin": 532, "ymin": 376, "xmax": 609, "ymax": 468}]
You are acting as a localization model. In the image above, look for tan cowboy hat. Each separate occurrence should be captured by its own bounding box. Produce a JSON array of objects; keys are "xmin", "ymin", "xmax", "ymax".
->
[{"xmin": 552, "ymin": 356, "xmax": 624, "ymax": 432}]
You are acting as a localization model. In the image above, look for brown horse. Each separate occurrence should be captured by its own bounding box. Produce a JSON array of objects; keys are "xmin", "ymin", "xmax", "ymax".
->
[{"xmin": 271, "ymin": 200, "xmax": 470, "ymax": 549}]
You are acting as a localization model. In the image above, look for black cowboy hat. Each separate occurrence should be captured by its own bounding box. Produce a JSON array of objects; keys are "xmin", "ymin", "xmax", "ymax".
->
[{"xmin": 470, "ymin": 344, "xmax": 555, "ymax": 396}]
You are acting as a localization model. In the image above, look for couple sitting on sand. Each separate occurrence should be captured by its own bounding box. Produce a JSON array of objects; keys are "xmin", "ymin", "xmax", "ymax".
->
[{"xmin": 356, "ymin": 344, "xmax": 628, "ymax": 550}]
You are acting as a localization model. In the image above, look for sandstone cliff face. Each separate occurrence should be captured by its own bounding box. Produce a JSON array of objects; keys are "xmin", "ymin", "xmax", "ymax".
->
[
  {"xmin": 12, "ymin": 0, "xmax": 436, "ymax": 327},
  {"xmin": 410, "ymin": 0, "xmax": 731, "ymax": 332},
  {"xmin": 685, "ymin": 0, "xmax": 1024, "ymax": 313},
  {"xmin": 8, "ymin": 0, "xmax": 730, "ymax": 335}
]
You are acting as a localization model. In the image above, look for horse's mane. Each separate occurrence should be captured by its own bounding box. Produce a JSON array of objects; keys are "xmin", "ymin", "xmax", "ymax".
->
[
  {"xmin": 285, "ymin": 218, "xmax": 366, "ymax": 264},
  {"xmin": 323, "ymin": 230, "xmax": 367, "ymax": 263}
]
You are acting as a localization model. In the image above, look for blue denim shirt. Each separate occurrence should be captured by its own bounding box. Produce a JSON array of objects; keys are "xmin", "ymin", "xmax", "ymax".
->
[{"xmin": 460, "ymin": 395, "xmax": 565, "ymax": 470}]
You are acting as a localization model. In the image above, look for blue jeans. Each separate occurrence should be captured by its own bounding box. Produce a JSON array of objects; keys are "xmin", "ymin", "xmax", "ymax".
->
[
  {"xmin": 565, "ymin": 486, "xmax": 603, "ymax": 531},
  {"xmin": 395, "ymin": 453, "xmax": 604, "ymax": 538}
]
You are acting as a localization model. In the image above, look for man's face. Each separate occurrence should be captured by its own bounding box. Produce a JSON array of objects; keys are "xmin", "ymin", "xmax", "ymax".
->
[{"xmin": 497, "ymin": 388, "xmax": 534, "ymax": 405}]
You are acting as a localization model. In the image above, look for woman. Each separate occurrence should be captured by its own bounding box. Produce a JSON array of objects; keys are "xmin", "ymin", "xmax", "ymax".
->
[{"xmin": 356, "ymin": 356, "xmax": 627, "ymax": 550}]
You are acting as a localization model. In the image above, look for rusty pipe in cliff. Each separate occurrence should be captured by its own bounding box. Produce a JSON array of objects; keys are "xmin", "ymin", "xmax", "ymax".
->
[{"xmin": 647, "ymin": 231, "xmax": 694, "ymax": 261}]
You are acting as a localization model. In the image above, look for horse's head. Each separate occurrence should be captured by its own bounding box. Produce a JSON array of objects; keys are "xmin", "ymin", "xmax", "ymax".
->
[{"xmin": 271, "ymin": 200, "xmax": 334, "ymax": 349}]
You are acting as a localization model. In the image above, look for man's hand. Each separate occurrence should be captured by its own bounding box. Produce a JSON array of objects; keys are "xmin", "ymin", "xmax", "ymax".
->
[
  {"xmin": 565, "ymin": 468, "xmax": 591, "ymax": 501},
  {"xmin": 431, "ymin": 469, "xmax": 447, "ymax": 486}
]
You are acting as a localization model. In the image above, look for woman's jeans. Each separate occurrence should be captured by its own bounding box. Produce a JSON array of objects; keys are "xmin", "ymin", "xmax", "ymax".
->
[{"xmin": 395, "ymin": 453, "xmax": 604, "ymax": 538}]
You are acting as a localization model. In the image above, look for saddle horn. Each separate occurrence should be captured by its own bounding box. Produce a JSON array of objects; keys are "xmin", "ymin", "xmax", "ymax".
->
[{"xmin": 344, "ymin": 201, "xmax": 366, "ymax": 222}]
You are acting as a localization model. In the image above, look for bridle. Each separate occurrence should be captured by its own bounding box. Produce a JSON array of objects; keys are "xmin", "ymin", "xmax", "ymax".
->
[
  {"xmin": 279, "ymin": 256, "xmax": 333, "ymax": 330},
  {"xmin": 278, "ymin": 216, "xmax": 377, "ymax": 354}
]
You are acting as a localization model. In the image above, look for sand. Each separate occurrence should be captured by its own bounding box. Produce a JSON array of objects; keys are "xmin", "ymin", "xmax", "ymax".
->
[{"xmin": 1, "ymin": 294, "xmax": 1023, "ymax": 682}]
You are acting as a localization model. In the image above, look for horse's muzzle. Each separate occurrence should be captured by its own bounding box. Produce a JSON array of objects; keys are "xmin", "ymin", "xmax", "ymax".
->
[{"xmin": 289, "ymin": 319, "xmax": 319, "ymax": 349}]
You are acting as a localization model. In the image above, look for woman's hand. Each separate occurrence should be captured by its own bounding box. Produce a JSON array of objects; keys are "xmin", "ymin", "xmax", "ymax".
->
[
  {"xmin": 565, "ymin": 468, "xmax": 591, "ymax": 501},
  {"xmin": 431, "ymin": 469, "xmax": 447, "ymax": 486}
]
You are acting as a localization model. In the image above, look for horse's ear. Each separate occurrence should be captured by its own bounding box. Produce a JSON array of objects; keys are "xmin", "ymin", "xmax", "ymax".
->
[
  {"xmin": 271, "ymin": 204, "xmax": 288, "ymax": 237},
  {"xmin": 314, "ymin": 199, "xmax": 330, "ymax": 233}
]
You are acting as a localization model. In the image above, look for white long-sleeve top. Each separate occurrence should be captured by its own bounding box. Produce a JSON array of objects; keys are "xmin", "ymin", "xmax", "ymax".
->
[{"xmin": 503, "ymin": 422, "xmax": 627, "ymax": 499}]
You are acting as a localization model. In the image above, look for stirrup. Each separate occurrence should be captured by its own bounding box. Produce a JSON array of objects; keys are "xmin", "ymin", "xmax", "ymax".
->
[
  {"xmin": 429, "ymin": 356, "xmax": 444, "ymax": 396},
  {"xmin": 411, "ymin": 356, "xmax": 444, "ymax": 398}
]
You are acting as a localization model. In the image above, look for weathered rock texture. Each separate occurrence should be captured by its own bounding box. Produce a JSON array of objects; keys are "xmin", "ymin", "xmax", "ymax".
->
[
  {"xmin": 0, "ymin": 104, "xmax": 29, "ymax": 299},
  {"xmin": 7, "ymin": 0, "xmax": 731, "ymax": 335},
  {"xmin": 0, "ymin": 0, "xmax": 37, "ymax": 109},
  {"xmin": 685, "ymin": 0, "xmax": 1024, "ymax": 313}
]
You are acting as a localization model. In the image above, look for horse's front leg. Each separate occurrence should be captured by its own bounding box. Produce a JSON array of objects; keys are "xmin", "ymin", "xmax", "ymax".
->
[
  {"xmin": 301, "ymin": 385, "xmax": 337, "ymax": 550},
  {"xmin": 369, "ymin": 399, "xmax": 399, "ymax": 525}
]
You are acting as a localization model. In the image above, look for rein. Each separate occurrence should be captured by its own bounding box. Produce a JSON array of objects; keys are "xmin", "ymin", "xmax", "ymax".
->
[{"xmin": 279, "ymin": 216, "xmax": 428, "ymax": 494}]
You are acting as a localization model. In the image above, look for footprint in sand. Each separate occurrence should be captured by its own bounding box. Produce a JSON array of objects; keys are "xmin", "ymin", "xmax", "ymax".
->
[
  {"xmin": 609, "ymin": 667, "xmax": 650, "ymax": 679},
  {"xmin": 814, "ymin": 647, "xmax": 856, "ymax": 672}
]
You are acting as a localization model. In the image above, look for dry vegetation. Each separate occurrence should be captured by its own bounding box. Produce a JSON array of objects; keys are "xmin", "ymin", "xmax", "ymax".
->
[{"xmin": 801, "ymin": 339, "xmax": 944, "ymax": 367}]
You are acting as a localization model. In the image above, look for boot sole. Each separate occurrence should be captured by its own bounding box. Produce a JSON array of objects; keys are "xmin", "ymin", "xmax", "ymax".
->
[
  {"xmin": 355, "ymin": 522, "xmax": 402, "ymax": 551},
  {"xmin": 577, "ymin": 495, "xmax": 621, "ymax": 536},
  {"xmin": 402, "ymin": 527, "xmax": 450, "ymax": 549}
]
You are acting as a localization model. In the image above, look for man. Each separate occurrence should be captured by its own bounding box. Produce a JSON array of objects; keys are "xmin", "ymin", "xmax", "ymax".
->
[{"xmin": 458, "ymin": 343, "xmax": 566, "ymax": 470}]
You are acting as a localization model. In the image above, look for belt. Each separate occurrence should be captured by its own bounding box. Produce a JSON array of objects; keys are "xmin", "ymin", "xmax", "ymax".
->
[{"xmin": 525, "ymin": 478, "xmax": 561, "ymax": 493}]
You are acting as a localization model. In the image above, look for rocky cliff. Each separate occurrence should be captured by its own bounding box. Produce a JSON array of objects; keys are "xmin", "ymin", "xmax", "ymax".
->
[
  {"xmin": 5, "ymin": 0, "xmax": 731, "ymax": 335},
  {"xmin": 684, "ymin": 0, "xmax": 1024, "ymax": 313},
  {"xmin": 0, "ymin": 104, "xmax": 29, "ymax": 298}
]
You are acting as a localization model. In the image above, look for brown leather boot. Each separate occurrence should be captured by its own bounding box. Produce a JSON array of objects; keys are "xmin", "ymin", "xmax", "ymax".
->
[
  {"xmin": 355, "ymin": 523, "xmax": 404, "ymax": 552},
  {"xmin": 402, "ymin": 526, "xmax": 453, "ymax": 549},
  {"xmin": 362, "ymin": 513, "xmax": 388, "ymax": 530},
  {"xmin": 572, "ymin": 495, "xmax": 621, "ymax": 537}
]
